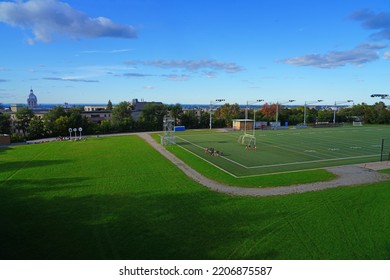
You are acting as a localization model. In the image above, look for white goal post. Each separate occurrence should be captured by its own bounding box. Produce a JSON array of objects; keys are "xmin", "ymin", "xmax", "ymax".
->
[
  {"xmin": 353, "ymin": 121, "xmax": 363, "ymax": 126},
  {"xmin": 238, "ymin": 133, "xmax": 256, "ymax": 146}
]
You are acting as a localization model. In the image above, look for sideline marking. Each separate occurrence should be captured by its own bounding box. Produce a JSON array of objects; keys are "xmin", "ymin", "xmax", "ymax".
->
[{"xmin": 174, "ymin": 138, "xmax": 239, "ymax": 178}]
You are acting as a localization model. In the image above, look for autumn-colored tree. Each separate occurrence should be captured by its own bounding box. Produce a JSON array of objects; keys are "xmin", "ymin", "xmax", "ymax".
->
[
  {"xmin": 261, "ymin": 103, "xmax": 278, "ymax": 120},
  {"xmin": 214, "ymin": 103, "xmax": 241, "ymax": 127}
]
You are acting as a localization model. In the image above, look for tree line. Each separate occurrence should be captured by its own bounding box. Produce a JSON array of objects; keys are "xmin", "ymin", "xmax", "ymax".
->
[{"xmin": 0, "ymin": 101, "xmax": 389, "ymax": 141}]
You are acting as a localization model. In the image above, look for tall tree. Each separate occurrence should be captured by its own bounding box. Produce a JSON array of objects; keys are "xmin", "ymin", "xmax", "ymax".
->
[
  {"xmin": 14, "ymin": 107, "xmax": 34, "ymax": 136},
  {"xmin": 54, "ymin": 116, "xmax": 71, "ymax": 136},
  {"xmin": 261, "ymin": 103, "xmax": 277, "ymax": 120},
  {"xmin": 28, "ymin": 116, "xmax": 45, "ymax": 139},
  {"xmin": 111, "ymin": 101, "xmax": 133, "ymax": 132},
  {"xmin": 180, "ymin": 110, "xmax": 200, "ymax": 129},
  {"xmin": 140, "ymin": 104, "xmax": 168, "ymax": 131},
  {"xmin": 214, "ymin": 103, "xmax": 240, "ymax": 127},
  {"xmin": 43, "ymin": 106, "xmax": 67, "ymax": 136},
  {"xmin": 317, "ymin": 109, "xmax": 333, "ymax": 123},
  {"xmin": 0, "ymin": 113, "xmax": 11, "ymax": 134},
  {"xmin": 67, "ymin": 107, "xmax": 84, "ymax": 128},
  {"xmin": 168, "ymin": 103, "xmax": 183, "ymax": 125},
  {"xmin": 106, "ymin": 100, "xmax": 113, "ymax": 111}
]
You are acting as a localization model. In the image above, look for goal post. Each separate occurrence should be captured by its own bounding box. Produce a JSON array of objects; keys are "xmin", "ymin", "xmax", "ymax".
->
[
  {"xmin": 238, "ymin": 133, "xmax": 256, "ymax": 147},
  {"xmin": 380, "ymin": 138, "xmax": 390, "ymax": 161},
  {"xmin": 353, "ymin": 121, "xmax": 363, "ymax": 126}
]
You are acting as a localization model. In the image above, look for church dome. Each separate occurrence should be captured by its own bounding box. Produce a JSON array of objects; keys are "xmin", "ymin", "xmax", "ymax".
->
[{"xmin": 27, "ymin": 89, "xmax": 38, "ymax": 108}]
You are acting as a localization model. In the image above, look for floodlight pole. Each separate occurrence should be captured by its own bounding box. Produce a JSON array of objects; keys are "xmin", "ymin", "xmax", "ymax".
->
[
  {"xmin": 251, "ymin": 99, "xmax": 264, "ymax": 135},
  {"xmin": 333, "ymin": 100, "xmax": 353, "ymax": 124},
  {"xmin": 209, "ymin": 99, "xmax": 225, "ymax": 129},
  {"xmin": 245, "ymin": 99, "xmax": 263, "ymax": 134},
  {"xmin": 275, "ymin": 100, "xmax": 295, "ymax": 127},
  {"xmin": 304, "ymin": 100, "xmax": 323, "ymax": 126}
]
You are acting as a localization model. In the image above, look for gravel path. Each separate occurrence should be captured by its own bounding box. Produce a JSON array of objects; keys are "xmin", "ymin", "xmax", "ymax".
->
[{"xmin": 139, "ymin": 133, "xmax": 390, "ymax": 197}]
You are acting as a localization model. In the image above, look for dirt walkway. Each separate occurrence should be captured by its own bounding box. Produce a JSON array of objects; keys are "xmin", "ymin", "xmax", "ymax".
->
[{"xmin": 138, "ymin": 133, "xmax": 390, "ymax": 197}]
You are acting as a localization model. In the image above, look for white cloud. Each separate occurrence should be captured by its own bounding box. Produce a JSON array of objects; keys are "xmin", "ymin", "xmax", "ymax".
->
[
  {"xmin": 349, "ymin": 9, "xmax": 390, "ymax": 40},
  {"xmin": 127, "ymin": 59, "xmax": 243, "ymax": 73},
  {"xmin": 43, "ymin": 77, "xmax": 99, "ymax": 83},
  {"xmin": 122, "ymin": 73, "xmax": 153, "ymax": 78},
  {"xmin": 0, "ymin": 0, "xmax": 137, "ymax": 44},
  {"xmin": 384, "ymin": 50, "xmax": 390, "ymax": 60},
  {"xmin": 162, "ymin": 74, "xmax": 190, "ymax": 81},
  {"xmin": 279, "ymin": 43, "xmax": 387, "ymax": 69}
]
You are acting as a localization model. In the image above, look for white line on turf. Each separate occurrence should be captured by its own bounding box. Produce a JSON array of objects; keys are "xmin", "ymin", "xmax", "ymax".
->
[{"xmin": 175, "ymin": 137, "xmax": 239, "ymax": 178}]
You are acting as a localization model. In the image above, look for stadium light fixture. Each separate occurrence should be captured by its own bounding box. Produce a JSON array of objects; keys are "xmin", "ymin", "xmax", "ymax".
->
[
  {"xmin": 304, "ymin": 100, "xmax": 323, "ymax": 126},
  {"xmin": 275, "ymin": 100, "xmax": 295, "ymax": 126},
  {"xmin": 209, "ymin": 99, "xmax": 225, "ymax": 129},
  {"xmin": 333, "ymin": 100, "xmax": 353, "ymax": 124},
  {"xmin": 371, "ymin": 94, "xmax": 390, "ymax": 100}
]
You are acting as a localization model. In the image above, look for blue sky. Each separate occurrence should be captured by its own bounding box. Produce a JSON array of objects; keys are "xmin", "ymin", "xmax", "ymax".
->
[{"xmin": 0, "ymin": 0, "xmax": 389, "ymax": 105}]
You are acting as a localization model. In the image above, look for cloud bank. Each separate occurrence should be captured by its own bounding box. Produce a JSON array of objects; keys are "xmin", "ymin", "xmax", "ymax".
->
[
  {"xmin": 279, "ymin": 43, "xmax": 387, "ymax": 68},
  {"xmin": 349, "ymin": 9, "xmax": 390, "ymax": 40},
  {"xmin": 43, "ymin": 77, "xmax": 99, "ymax": 83},
  {"xmin": 385, "ymin": 50, "xmax": 390, "ymax": 60},
  {"xmin": 127, "ymin": 59, "xmax": 243, "ymax": 73},
  {"xmin": 0, "ymin": 0, "xmax": 137, "ymax": 44}
]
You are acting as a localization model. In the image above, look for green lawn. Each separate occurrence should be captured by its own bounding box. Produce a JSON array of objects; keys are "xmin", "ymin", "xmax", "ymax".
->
[{"xmin": 1, "ymin": 135, "xmax": 390, "ymax": 260}]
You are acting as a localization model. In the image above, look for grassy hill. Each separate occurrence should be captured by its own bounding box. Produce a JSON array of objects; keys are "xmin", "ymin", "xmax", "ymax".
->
[{"xmin": 1, "ymin": 135, "xmax": 389, "ymax": 259}]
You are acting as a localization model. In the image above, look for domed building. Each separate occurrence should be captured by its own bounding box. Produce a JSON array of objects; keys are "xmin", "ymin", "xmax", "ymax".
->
[{"xmin": 27, "ymin": 88, "xmax": 38, "ymax": 109}]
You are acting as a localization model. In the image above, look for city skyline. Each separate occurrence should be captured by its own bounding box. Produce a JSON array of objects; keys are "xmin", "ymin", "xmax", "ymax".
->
[{"xmin": 0, "ymin": 0, "xmax": 389, "ymax": 105}]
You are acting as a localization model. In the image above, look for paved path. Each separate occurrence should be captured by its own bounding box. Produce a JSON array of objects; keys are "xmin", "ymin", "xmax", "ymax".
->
[{"xmin": 138, "ymin": 133, "xmax": 390, "ymax": 197}]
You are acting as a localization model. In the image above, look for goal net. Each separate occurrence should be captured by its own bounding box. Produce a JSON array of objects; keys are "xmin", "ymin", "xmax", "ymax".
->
[
  {"xmin": 353, "ymin": 121, "xmax": 363, "ymax": 126},
  {"xmin": 380, "ymin": 138, "xmax": 390, "ymax": 161},
  {"xmin": 238, "ymin": 133, "xmax": 256, "ymax": 146}
]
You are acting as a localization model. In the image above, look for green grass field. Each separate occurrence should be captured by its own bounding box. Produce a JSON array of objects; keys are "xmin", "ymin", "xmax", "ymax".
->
[
  {"xmin": 1, "ymin": 133, "xmax": 390, "ymax": 259},
  {"xmin": 172, "ymin": 126, "xmax": 390, "ymax": 177}
]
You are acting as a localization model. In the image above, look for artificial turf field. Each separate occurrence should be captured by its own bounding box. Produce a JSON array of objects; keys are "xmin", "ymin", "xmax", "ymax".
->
[
  {"xmin": 1, "ymin": 130, "xmax": 390, "ymax": 260},
  {"xmin": 173, "ymin": 126, "xmax": 390, "ymax": 177}
]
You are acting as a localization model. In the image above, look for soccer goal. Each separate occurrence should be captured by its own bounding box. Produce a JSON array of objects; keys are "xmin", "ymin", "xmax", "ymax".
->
[
  {"xmin": 238, "ymin": 133, "xmax": 256, "ymax": 147},
  {"xmin": 380, "ymin": 138, "xmax": 390, "ymax": 161},
  {"xmin": 353, "ymin": 121, "xmax": 363, "ymax": 126}
]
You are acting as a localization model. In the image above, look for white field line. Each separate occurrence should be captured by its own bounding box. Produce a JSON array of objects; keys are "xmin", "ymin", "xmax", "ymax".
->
[
  {"xmin": 176, "ymin": 136, "xmax": 248, "ymax": 168},
  {"xmin": 246, "ymin": 154, "xmax": 380, "ymax": 169},
  {"xmin": 236, "ymin": 166, "xmax": 326, "ymax": 178},
  {"xmin": 175, "ymin": 137, "xmax": 239, "ymax": 178}
]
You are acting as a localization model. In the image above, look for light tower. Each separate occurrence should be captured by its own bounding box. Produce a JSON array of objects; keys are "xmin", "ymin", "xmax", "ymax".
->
[
  {"xmin": 303, "ymin": 100, "xmax": 323, "ymax": 126},
  {"xmin": 209, "ymin": 99, "xmax": 225, "ymax": 129},
  {"xmin": 333, "ymin": 100, "xmax": 353, "ymax": 124},
  {"xmin": 275, "ymin": 100, "xmax": 295, "ymax": 128},
  {"xmin": 245, "ymin": 99, "xmax": 264, "ymax": 135}
]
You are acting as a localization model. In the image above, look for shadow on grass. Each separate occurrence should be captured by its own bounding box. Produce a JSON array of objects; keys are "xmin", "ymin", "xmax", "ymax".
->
[
  {"xmin": 0, "ymin": 178, "xmax": 282, "ymax": 260},
  {"xmin": 0, "ymin": 160, "xmax": 73, "ymax": 176},
  {"xmin": 0, "ymin": 145, "xmax": 11, "ymax": 154}
]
